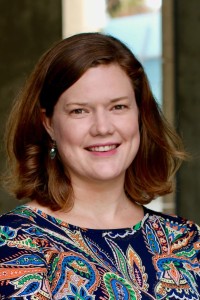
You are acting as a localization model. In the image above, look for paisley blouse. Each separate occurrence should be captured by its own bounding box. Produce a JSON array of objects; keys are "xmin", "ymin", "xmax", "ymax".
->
[{"xmin": 0, "ymin": 205, "xmax": 199, "ymax": 299}]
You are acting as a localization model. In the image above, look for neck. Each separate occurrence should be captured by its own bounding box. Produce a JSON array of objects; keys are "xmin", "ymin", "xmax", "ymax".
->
[
  {"xmin": 70, "ymin": 175, "xmax": 126, "ymax": 213},
  {"xmin": 56, "ymin": 176, "xmax": 144, "ymax": 229},
  {"xmin": 29, "ymin": 176, "xmax": 144, "ymax": 229}
]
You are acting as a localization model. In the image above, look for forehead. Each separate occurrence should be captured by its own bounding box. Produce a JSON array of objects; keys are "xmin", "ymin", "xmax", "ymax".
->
[{"xmin": 59, "ymin": 64, "xmax": 134, "ymax": 102}]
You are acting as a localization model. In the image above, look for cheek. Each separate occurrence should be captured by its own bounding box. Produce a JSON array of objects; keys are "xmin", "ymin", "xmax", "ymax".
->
[
  {"xmin": 59, "ymin": 132, "xmax": 75, "ymax": 146},
  {"xmin": 125, "ymin": 119, "xmax": 140, "ymax": 153},
  {"xmin": 124, "ymin": 117, "xmax": 140, "ymax": 139},
  {"xmin": 54, "ymin": 127, "xmax": 77, "ymax": 165},
  {"xmin": 54, "ymin": 122, "xmax": 85, "ymax": 150},
  {"xmin": 53, "ymin": 119, "xmax": 70, "ymax": 140}
]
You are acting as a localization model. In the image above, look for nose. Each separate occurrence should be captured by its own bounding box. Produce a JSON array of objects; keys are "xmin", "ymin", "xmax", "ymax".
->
[{"xmin": 90, "ymin": 109, "xmax": 114, "ymax": 136}]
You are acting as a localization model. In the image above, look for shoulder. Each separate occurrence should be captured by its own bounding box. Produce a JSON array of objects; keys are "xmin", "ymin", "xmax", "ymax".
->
[
  {"xmin": 0, "ymin": 205, "xmax": 38, "ymax": 228},
  {"xmin": 142, "ymin": 207, "xmax": 200, "ymax": 262},
  {"xmin": 0, "ymin": 206, "xmax": 40, "ymax": 250},
  {"xmin": 0, "ymin": 206, "xmax": 50, "ymax": 299},
  {"xmin": 144, "ymin": 206, "xmax": 199, "ymax": 226},
  {"xmin": 0, "ymin": 205, "xmax": 64, "ymax": 245},
  {"xmin": 144, "ymin": 206, "xmax": 200, "ymax": 241}
]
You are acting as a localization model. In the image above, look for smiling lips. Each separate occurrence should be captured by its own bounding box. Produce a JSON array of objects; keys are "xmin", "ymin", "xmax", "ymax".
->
[{"xmin": 86, "ymin": 144, "xmax": 119, "ymax": 152}]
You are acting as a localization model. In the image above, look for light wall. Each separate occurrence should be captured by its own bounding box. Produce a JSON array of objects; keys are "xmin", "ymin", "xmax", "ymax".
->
[{"xmin": 62, "ymin": 0, "xmax": 107, "ymax": 37}]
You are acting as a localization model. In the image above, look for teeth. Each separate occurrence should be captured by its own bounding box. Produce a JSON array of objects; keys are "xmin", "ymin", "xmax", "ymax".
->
[{"xmin": 88, "ymin": 145, "xmax": 117, "ymax": 152}]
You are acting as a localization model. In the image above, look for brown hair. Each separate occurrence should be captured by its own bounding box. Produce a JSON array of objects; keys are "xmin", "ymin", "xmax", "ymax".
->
[{"xmin": 4, "ymin": 32, "xmax": 186, "ymax": 210}]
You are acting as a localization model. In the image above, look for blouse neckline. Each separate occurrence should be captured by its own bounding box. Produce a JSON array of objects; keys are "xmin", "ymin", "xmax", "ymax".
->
[{"xmin": 22, "ymin": 204, "xmax": 151, "ymax": 233}]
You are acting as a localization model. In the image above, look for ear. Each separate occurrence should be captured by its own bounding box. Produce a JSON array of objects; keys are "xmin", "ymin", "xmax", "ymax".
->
[{"xmin": 41, "ymin": 109, "xmax": 55, "ymax": 140}]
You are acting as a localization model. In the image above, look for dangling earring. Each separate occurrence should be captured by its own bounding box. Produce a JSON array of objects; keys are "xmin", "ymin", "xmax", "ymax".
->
[{"xmin": 49, "ymin": 140, "xmax": 57, "ymax": 160}]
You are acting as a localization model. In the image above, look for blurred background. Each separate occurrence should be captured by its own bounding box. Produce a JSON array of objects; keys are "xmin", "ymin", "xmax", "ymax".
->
[{"xmin": 0, "ymin": 0, "xmax": 199, "ymax": 223}]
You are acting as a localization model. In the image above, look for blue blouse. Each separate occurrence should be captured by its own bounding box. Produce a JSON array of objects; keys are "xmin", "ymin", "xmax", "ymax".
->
[{"xmin": 0, "ymin": 205, "xmax": 199, "ymax": 299}]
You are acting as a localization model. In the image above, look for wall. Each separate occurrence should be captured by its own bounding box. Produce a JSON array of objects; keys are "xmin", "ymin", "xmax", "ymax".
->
[
  {"xmin": 174, "ymin": 0, "xmax": 200, "ymax": 223},
  {"xmin": 0, "ymin": 0, "xmax": 62, "ymax": 213},
  {"xmin": 163, "ymin": 0, "xmax": 200, "ymax": 223}
]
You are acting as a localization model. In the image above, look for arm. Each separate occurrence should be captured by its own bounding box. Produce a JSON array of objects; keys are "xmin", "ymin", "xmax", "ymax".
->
[{"xmin": 0, "ymin": 222, "xmax": 53, "ymax": 299}]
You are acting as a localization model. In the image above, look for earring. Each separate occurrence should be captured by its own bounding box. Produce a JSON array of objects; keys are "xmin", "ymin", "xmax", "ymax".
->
[{"xmin": 49, "ymin": 140, "xmax": 57, "ymax": 160}]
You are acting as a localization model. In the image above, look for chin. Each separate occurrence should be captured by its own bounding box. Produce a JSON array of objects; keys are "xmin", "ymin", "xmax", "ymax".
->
[{"xmin": 92, "ymin": 171, "xmax": 124, "ymax": 182}]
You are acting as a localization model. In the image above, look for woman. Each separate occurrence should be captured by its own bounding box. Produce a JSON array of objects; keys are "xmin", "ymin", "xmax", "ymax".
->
[{"xmin": 0, "ymin": 32, "xmax": 199, "ymax": 299}]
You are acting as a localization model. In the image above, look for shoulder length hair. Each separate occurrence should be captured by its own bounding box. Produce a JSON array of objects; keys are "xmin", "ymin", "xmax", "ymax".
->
[{"xmin": 4, "ymin": 32, "xmax": 186, "ymax": 210}]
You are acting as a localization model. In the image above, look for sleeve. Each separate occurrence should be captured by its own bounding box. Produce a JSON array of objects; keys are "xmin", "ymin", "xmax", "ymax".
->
[
  {"xmin": 0, "ymin": 220, "xmax": 53, "ymax": 299},
  {"xmin": 194, "ymin": 222, "xmax": 200, "ymax": 260}
]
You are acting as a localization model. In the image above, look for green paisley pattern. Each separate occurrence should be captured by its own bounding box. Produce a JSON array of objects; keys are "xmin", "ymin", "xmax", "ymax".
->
[{"xmin": 0, "ymin": 205, "xmax": 199, "ymax": 299}]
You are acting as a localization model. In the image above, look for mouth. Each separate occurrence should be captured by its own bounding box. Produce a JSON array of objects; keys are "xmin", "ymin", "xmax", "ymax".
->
[{"xmin": 86, "ymin": 144, "xmax": 119, "ymax": 152}]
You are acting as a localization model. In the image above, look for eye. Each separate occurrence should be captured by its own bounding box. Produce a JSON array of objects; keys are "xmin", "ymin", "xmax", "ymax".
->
[
  {"xmin": 69, "ymin": 107, "xmax": 90, "ymax": 118},
  {"xmin": 112, "ymin": 104, "xmax": 127, "ymax": 110},
  {"xmin": 70, "ymin": 108, "xmax": 86, "ymax": 114}
]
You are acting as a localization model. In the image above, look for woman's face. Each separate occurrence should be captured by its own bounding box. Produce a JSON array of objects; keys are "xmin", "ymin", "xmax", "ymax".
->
[{"xmin": 43, "ymin": 64, "xmax": 140, "ymax": 185}]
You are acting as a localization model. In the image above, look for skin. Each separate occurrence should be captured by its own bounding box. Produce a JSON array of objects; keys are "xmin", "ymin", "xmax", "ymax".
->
[{"xmin": 36, "ymin": 64, "xmax": 144, "ymax": 229}]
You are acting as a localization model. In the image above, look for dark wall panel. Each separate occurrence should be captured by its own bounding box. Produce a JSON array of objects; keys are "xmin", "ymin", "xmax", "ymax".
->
[
  {"xmin": 174, "ymin": 0, "xmax": 200, "ymax": 223},
  {"xmin": 0, "ymin": 0, "xmax": 62, "ymax": 213}
]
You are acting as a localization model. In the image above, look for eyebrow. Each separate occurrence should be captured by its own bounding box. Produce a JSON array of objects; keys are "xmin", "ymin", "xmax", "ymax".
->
[
  {"xmin": 64, "ymin": 102, "xmax": 89, "ymax": 107},
  {"xmin": 65, "ymin": 97, "xmax": 129, "ymax": 107},
  {"xmin": 110, "ymin": 97, "xmax": 129, "ymax": 103}
]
